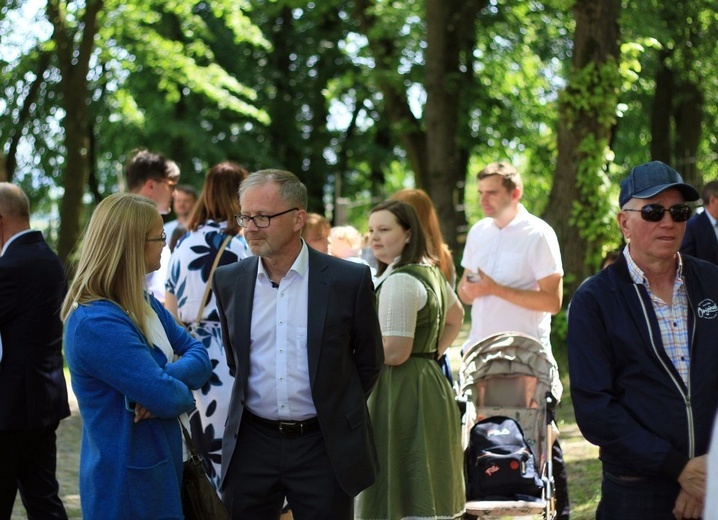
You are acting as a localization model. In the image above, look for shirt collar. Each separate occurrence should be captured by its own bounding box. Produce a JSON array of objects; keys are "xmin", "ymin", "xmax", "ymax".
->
[
  {"xmin": 374, "ymin": 256, "xmax": 401, "ymax": 287},
  {"xmin": 623, "ymin": 246, "xmax": 684, "ymax": 286},
  {"xmin": 257, "ymin": 239, "xmax": 309, "ymax": 285},
  {"xmin": 491, "ymin": 203, "xmax": 529, "ymax": 230}
]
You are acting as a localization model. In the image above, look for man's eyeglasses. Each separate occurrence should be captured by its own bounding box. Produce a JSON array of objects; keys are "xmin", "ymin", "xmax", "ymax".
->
[
  {"xmin": 623, "ymin": 203, "xmax": 692, "ymax": 223},
  {"xmin": 146, "ymin": 232, "xmax": 167, "ymax": 243},
  {"xmin": 156, "ymin": 178, "xmax": 178, "ymax": 187},
  {"xmin": 235, "ymin": 208, "xmax": 299, "ymax": 228}
]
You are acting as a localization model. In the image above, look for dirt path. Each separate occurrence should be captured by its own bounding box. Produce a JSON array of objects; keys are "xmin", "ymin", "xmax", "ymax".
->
[{"xmin": 11, "ymin": 388, "xmax": 82, "ymax": 520}]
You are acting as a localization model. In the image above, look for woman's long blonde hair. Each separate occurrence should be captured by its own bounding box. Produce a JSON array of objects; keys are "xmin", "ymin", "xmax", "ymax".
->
[{"xmin": 61, "ymin": 193, "xmax": 160, "ymax": 340}]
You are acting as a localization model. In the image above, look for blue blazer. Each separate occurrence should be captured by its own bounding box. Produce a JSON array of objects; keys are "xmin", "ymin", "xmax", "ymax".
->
[
  {"xmin": 0, "ymin": 230, "xmax": 69, "ymax": 430},
  {"xmin": 680, "ymin": 210, "xmax": 718, "ymax": 265},
  {"xmin": 213, "ymin": 247, "xmax": 384, "ymax": 496}
]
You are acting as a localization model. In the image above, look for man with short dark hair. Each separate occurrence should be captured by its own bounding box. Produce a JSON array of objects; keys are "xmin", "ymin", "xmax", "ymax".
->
[
  {"xmin": 0, "ymin": 183, "xmax": 69, "ymax": 519},
  {"xmin": 680, "ymin": 180, "xmax": 718, "ymax": 265},
  {"xmin": 569, "ymin": 161, "xmax": 718, "ymax": 519},
  {"xmin": 457, "ymin": 161, "xmax": 569, "ymax": 519},
  {"xmin": 124, "ymin": 148, "xmax": 180, "ymax": 300}
]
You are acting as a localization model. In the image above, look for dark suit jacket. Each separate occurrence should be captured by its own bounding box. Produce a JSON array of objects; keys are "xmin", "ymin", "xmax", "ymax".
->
[
  {"xmin": 0, "ymin": 231, "xmax": 70, "ymax": 430},
  {"xmin": 681, "ymin": 211, "xmax": 718, "ymax": 265},
  {"xmin": 213, "ymin": 247, "xmax": 384, "ymax": 497}
]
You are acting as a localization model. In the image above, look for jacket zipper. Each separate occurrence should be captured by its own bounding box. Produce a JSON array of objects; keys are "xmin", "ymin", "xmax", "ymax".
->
[{"xmin": 633, "ymin": 284, "xmax": 695, "ymax": 457}]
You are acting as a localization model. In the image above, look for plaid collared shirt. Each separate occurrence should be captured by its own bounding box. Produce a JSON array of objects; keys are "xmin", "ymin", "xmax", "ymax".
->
[{"xmin": 624, "ymin": 248, "xmax": 690, "ymax": 384}]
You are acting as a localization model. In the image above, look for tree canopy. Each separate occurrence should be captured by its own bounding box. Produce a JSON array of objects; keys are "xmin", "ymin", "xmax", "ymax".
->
[{"xmin": 3, "ymin": 0, "xmax": 718, "ymax": 300}]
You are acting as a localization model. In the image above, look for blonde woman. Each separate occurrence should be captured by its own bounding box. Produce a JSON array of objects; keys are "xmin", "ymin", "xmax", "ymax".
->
[{"xmin": 62, "ymin": 193, "xmax": 211, "ymax": 520}]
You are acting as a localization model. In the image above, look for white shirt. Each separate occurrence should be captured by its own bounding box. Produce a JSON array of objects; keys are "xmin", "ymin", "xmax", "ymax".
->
[
  {"xmin": 461, "ymin": 204, "xmax": 563, "ymax": 355},
  {"xmin": 164, "ymin": 219, "xmax": 180, "ymax": 239},
  {"xmin": 245, "ymin": 241, "xmax": 316, "ymax": 421}
]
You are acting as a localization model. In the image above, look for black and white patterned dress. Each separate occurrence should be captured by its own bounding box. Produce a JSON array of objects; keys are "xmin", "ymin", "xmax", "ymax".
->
[{"xmin": 166, "ymin": 220, "xmax": 250, "ymax": 489}]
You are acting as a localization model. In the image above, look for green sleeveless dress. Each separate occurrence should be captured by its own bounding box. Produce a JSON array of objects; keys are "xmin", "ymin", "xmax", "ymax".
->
[{"xmin": 356, "ymin": 264, "xmax": 465, "ymax": 520}]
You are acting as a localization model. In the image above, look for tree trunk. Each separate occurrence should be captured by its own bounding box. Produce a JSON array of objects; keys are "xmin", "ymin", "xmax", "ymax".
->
[
  {"xmin": 544, "ymin": 0, "xmax": 621, "ymax": 298},
  {"xmin": 424, "ymin": 0, "xmax": 486, "ymax": 254},
  {"xmin": 673, "ymin": 81, "xmax": 703, "ymax": 189},
  {"xmin": 355, "ymin": 0, "xmax": 485, "ymax": 253},
  {"xmin": 5, "ymin": 50, "xmax": 53, "ymax": 184},
  {"xmin": 650, "ymin": 52, "xmax": 673, "ymax": 164},
  {"xmin": 424, "ymin": 0, "xmax": 462, "ymax": 253},
  {"xmin": 48, "ymin": 0, "xmax": 104, "ymax": 264}
]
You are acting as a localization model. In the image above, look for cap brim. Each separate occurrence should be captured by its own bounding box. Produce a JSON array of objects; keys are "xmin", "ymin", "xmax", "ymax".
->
[{"xmin": 632, "ymin": 182, "xmax": 700, "ymax": 202}]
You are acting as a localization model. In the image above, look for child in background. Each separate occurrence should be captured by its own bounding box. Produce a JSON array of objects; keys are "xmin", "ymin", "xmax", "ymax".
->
[{"xmin": 330, "ymin": 225, "xmax": 365, "ymax": 263}]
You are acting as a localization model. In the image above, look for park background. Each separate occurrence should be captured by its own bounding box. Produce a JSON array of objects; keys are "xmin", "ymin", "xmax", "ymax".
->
[{"xmin": 4, "ymin": 0, "xmax": 717, "ymax": 517}]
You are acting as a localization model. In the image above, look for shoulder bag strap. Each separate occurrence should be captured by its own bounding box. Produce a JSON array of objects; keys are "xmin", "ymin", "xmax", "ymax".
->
[{"xmin": 194, "ymin": 234, "xmax": 233, "ymax": 325}]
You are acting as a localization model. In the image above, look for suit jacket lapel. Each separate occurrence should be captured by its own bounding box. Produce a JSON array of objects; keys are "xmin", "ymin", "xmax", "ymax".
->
[
  {"xmin": 698, "ymin": 212, "xmax": 718, "ymax": 262},
  {"xmin": 307, "ymin": 250, "xmax": 329, "ymax": 388},
  {"xmin": 234, "ymin": 257, "xmax": 258, "ymax": 391}
]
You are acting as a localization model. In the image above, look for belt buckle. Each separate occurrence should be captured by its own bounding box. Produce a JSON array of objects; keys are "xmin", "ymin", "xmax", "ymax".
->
[{"xmin": 279, "ymin": 421, "xmax": 301, "ymax": 436}]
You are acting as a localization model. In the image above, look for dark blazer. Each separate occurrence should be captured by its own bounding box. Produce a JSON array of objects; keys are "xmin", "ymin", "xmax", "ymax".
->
[
  {"xmin": 680, "ymin": 210, "xmax": 718, "ymax": 265},
  {"xmin": 0, "ymin": 231, "xmax": 70, "ymax": 430},
  {"xmin": 213, "ymin": 248, "xmax": 384, "ymax": 497}
]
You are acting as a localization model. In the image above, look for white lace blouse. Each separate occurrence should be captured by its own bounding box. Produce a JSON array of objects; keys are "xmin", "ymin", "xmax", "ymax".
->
[{"xmin": 375, "ymin": 260, "xmax": 458, "ymax": 338}]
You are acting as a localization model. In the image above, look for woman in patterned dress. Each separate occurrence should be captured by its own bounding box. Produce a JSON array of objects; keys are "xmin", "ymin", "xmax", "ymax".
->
[
  {"xmin": 357, "ymin": 200, "xmax": 465, "ymax": 520},
  {"xmin": 165, "ymin": 161, "xmax": 251, "ymax": 488}
]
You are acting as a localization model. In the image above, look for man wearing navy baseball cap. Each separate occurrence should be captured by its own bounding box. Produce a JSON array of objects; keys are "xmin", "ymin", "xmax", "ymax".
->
[{"xmin": 568, "ymin": 161, "xmax": 718, "ymax": 519}]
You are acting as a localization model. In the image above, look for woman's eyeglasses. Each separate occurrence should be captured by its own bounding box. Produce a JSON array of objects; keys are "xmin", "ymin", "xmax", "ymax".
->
[
  {"xmin": 146, "ymin": 232, "xmax": 167, "ymax": 243},
  {"xmin": 623, "ymin": 204, "xmax": 692, "ymax": 223}
]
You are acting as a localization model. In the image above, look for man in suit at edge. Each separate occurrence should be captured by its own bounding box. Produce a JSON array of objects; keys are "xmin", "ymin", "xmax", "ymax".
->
[
  {"xmin": 680, "ymin": 180, "xmax": 718, "ymax": 265},
  {"xmin": 0, "ymin": 183, "xmax": 69, "ymax": 519},
  {"xmin": 213, "ymin": 169, "xmax": 384, "ymax": 519}
]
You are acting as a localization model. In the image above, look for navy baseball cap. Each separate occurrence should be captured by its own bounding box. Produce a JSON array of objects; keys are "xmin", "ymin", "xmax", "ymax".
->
[{"xmin": 619, "ymin": 161, "xmax": 699, "ymax": 208}]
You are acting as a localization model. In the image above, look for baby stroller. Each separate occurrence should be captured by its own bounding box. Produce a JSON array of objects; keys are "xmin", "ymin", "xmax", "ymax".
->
[{"xmin": 457, "ymin": 332, "xmax": 563, "ymax": 519}]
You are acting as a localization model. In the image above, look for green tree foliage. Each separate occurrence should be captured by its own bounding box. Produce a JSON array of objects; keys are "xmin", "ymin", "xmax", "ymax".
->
[{"xmin": 5, "ymin": 0, "xmax": 718, "ymax": 288}]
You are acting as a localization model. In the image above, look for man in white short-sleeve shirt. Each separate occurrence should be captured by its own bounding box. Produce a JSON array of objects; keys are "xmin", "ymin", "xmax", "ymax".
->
[{"xmin": 457, "ymin": 161, "xmax": 568, "ymax": 519}]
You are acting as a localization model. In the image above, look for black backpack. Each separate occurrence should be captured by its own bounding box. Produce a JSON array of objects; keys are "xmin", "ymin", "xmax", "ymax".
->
[{"xmin": 465, "ymin": 415, "xmax": 543, "ymax": 500}]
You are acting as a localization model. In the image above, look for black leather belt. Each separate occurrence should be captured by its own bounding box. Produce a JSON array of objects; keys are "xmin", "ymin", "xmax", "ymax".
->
[{"xmin": 243, "ymin": 409, "xmax": 320, "ymax": 436}]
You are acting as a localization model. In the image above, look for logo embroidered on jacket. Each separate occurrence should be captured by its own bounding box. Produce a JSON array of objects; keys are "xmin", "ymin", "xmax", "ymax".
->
[{"xmin": 697, "ymin": 299, "xmax": 718, "ymax": 319}]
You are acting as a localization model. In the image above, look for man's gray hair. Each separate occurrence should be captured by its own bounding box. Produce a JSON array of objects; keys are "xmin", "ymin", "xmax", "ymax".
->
[{"xmin": 239, "ymin": 169, "xmax": 308, "ymax": 209}]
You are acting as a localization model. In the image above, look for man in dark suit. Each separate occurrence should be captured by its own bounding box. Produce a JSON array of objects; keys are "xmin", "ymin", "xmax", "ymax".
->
[
  {"xmin": 0, "ymin": 183, "xmax": 69, "ymax": 519},
  {"xmin": 213, "ymin": 169, "xmax": 384, "ymax": 520},
  {"xmin": 681, "ymin": 180, "xmax": 718, "ymax": 265}
]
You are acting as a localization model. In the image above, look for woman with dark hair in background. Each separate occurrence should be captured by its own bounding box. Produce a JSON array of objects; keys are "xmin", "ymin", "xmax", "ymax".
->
[
  {"xmin": 357, "ymin": 200, "xmax": 465, "ymax": 520},
  {"xmin": 165, "ymin": 161, "xmax": 251, "ymax": 488},
  {"xmin": 391, "ymin": 188, "xmax": 457, "ymax": 384}
]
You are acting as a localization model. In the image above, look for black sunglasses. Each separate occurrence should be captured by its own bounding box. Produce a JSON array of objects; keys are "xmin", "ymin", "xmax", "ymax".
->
[{"xmin": 623, "ymin": 203, "xmax": 692, "ymax": 223}]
